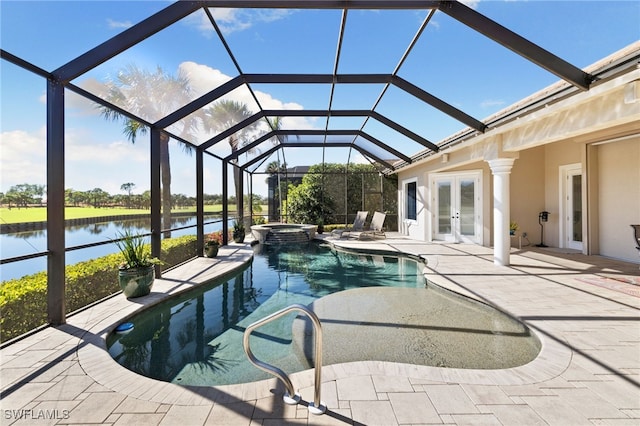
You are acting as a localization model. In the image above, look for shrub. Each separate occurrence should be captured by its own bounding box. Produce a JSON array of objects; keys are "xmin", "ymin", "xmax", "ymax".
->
[
  {"xmin": 324, "ymin": 224, "xmax": 345, "ymax": 233},
  {"xmin": 0, "ymin": 235, "xmax": 197, "ymax": 344}
]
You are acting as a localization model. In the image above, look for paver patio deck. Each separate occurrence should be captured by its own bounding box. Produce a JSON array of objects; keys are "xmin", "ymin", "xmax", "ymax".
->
[{"xmin": 1, "ymin": 235, "xmax": 639, "ymax": 425}]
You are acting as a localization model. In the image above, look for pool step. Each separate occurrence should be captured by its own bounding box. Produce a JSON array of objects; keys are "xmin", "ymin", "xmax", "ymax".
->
[{"xmin": 266, "ymin": 230, "xmax": 310, "ymax": 245}]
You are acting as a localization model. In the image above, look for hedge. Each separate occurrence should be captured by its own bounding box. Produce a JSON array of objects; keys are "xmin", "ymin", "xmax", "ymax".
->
[{"xmin": 0, "ymin": 235, "xmax": 197, "ymax": 344}]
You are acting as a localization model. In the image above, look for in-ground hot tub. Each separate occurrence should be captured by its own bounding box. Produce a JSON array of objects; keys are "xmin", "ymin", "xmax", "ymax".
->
[{"xmin": 251, "ymin": 223, "xmax": 317, "ymax": 244}]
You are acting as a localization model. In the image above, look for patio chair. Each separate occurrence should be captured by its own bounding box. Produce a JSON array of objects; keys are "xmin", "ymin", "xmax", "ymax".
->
[
  {"xmin": 332, "ymin": 210, "xmax": 368, "ymax": 238},
  {"xmin": 358, "ymin": 211, "xmax": 386, "ymax": 240}
]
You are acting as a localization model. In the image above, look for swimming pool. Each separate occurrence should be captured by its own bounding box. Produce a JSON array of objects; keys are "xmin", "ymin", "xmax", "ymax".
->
[{"xmin": 107, "ymin": 242, "xmax": 541, "ymax": 387}]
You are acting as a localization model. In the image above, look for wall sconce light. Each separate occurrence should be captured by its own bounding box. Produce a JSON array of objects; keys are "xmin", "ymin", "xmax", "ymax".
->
[{"xmin": 536, "ymin": 211, "xmax": 549, "ymax": 247}]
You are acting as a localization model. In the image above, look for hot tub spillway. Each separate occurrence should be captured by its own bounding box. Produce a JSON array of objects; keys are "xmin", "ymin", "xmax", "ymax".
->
[
  {"xmin": 251, "ymin": 224, "xmax": 317, "ymax": 244},
  {"xmin": 266, "ymin": 229, "xmax": 310, "ymax": 244}
]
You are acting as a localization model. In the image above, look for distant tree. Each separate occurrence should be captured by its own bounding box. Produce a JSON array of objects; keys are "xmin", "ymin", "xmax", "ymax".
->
[
  {"xmin": 5, "ymin": 184, "xmax": 45, "ymax": 208},
  {"xmin": 89, "ymin": 188, "xmax": 110, "ymax": 208},
  {"xmin": 171, "ymin": 193, "xmax": 190, "ymax": 209},
  {"xmin": 75, "ymin": 190, "xmax": 92, "ymax": 206},
  {"xmin": 120, "ymin": 182, "xmax": 136, "ymax": 209},
  {"xmin": 139, "ymin": 191, "xmax": 151, "ymax": 210},
  {"xmin": 65, "ymin": 188, "xmax": 81, "ymax": 207}
]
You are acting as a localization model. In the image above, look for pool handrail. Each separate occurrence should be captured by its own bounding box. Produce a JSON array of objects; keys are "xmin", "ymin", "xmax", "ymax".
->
[{"xmin": 242, "ymin": 303, "xmax": 326, "ymax": 415}]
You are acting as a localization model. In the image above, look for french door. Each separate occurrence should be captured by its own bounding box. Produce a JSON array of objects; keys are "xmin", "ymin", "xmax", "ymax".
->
[
  {"xmin": 432, "ymin": 171, "xmax": 482, "ymax": 243},
  {"xmin": 560, "ymin": 164, "xmax": 583, "ymax": 250}
]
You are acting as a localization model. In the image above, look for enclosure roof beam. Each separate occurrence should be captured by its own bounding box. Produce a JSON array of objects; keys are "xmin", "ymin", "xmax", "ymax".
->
[
  {"xmin": 155, "ymin": 76, "xmax": 245, "ymax": 128},
  {"xmin": 200, "ymin": 112, "xmax": 266, "ymax": 150},
  {"xmin": 357, "ymin": 131, "xmax": 412, "ymax": 163},
  {"xmin": 281, "ymin": 140, "xmax": 405, "ymax": 167},
  {"xmin": 349, "ymin": 146, "xmax": 395, "ymax": 170},
  {"xmin": 369, "ymin": 111, "xmax": 438, "ymax": 152},
  {"xmin": 1, "ymin": 49, "xmax": 53, "ymax": 79},
  {"xmin": 277, "ymin": 130, "xmax": 411, "ymax": 163},
  {"xmin": 260, "ymin": 109, "xmax": 437, "ymax": 152},
  {"xmin": 392, "ymin": 76, "xmax": 487, "ymax": 133},
  {"xmin": 243, "ymin": 73, "xmax": 392, "ymax": 84},
  {"xmin": 225, "ymin": 131, "xmax": 276, "ymax": 161},
  {"xmin": 239, "ymin": 145, "xmax": 281, "ymax": 170},
  {"xmin": 439, "ymin": 0, "xmax": 593, "ymax": 90},
  {"xmin": 238, "ymin": 141, "xmax": 394, "ymax": 171},
  {"xmin": 226, "ymin": 129, "xmax": 409, "ymax": 164},
  {"xmin": 243, "ymin": 74, "xmax": 485, "ymax": 139},
  {"xmin": 202, "ymin": 0, "xmax": 440, "ymax": 9}
]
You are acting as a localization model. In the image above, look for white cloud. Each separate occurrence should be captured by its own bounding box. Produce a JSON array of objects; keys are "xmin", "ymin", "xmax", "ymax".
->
[
  {"xmin": 186, "ymin": 8, "xmax": 292, "ymax": 36},
  {"xmin": 0, "ymin": 124, "xmax": 153, "ymax": 193},
  {"xmin": 179, "ymin": 61, "xmax": 232, "ymax": 98},
  {"xmin": 107, "ymin": 18, "xmax": 133, "ymax": 29},
  {"xmin": 459, "ymin": 1, "xmax": 481, "ymax": 9},
  {"xmin": 0, "ymin": 128, "xmax": 47, "ymax": 189},
  {"xmin": 65, "ymin": 133, "xmax": 146, "ymax": 165}
]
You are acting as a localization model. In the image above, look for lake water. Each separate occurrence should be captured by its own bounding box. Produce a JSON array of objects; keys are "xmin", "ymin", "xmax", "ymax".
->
[{"xmin": 0, "ymin": 215, "xmax": 228, "ymax": 282}]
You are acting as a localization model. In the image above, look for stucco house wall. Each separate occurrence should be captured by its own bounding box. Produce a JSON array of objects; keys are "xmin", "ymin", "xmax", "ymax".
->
[
  {"xmin": 509, "ymin": 146, "xmax": 545, "ymax": 245},
  {"xmin": 594, "ymin": 137, "xmax": 640, "ymax": 263},
  {"xmin": 395, "ymin": 42, "xmax": 640, "ymax": 264}
]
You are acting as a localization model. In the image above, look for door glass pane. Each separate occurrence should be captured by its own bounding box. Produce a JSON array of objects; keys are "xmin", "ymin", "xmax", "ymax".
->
[
  {"xmin": 572, "ymin": 174, "xmax": 582, "ymax": 242},
  {"xmin": 459, "ymin": 179, "xmax": 475, "ymax": 236},
  {"xmin": 437, "ymin": 181, "xmax": 451, "ymax": 234}
]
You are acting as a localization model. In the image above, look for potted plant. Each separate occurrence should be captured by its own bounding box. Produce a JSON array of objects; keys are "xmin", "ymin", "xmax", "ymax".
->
[
  {"xmin": 205, "ymin": 231, "xmax": 223, "ymax": 257},
  {"xmin": 510, "ymin": 221, "xmax": 519, "ymax": 236},
  {"xmin": 316, "ymin": 218, "xmax": 324, "ymax": 234},
  {"xmin": 114, "ymin": 230, "xmax": 161, "ymax": 298},
  {"xmin": 232, "ymin": 219, "xmax": 245, "ymax": 243}
]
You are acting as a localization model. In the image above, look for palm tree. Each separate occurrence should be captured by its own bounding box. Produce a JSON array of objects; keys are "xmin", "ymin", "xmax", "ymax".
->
[
  {"xmin": 202, "ymin": 100, "xmax": 258, "ymax": 218},
  {"xmin": 100, "ymin": 65, "xmax": 198, "ymax": 236},
  {"xmin": 265, "ymin": 160, "xmax": 282, "ymax": 175}
]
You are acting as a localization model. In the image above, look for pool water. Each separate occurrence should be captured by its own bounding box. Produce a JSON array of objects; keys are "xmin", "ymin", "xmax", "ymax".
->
[{"xmin": 107, "ymin": 242, "xmax": 540, "ymax": 386}]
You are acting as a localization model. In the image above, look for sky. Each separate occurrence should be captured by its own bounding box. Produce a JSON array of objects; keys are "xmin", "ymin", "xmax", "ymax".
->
[{"xmin": 1, "ymin": 0, "xmax": 638, "ymax": 198}]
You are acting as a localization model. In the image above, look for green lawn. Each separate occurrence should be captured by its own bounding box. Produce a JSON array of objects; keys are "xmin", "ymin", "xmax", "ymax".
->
[{"xmin": 0, "ymin": 206, "xmax": 248, "ymax": 225}]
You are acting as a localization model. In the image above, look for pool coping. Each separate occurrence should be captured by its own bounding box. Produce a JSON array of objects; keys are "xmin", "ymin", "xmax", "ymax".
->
[{"xmin": 76, "ymin": 239, "xmax": 572, "ymax": 406}]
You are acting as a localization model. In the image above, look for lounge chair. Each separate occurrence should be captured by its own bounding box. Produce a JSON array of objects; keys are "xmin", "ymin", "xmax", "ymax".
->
[
  {"xmin": 332, "ymin": 210, "xmax": 368, "ymax": 238},
  {"xmin": 358, "ymin": 211, "xmax": 386, "ymax": 240}
]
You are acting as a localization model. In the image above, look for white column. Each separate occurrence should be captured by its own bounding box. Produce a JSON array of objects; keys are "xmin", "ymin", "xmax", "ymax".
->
[{"xmin": 488, "ymin": 158, "xmax": 516, "ymax": 266}]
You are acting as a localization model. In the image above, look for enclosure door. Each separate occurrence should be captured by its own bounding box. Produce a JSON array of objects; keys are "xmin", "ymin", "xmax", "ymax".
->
[
  {"xmin": 560, "ymin": 164, "xmax": 583, "ymax": 251},
  {"xmin": 432, "ymin": 172, "xmax": 482, "ymax": 243}
]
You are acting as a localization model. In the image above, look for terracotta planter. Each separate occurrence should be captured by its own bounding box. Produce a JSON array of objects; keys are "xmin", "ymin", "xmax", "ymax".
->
[
  {"xmin": 204, "ymin": 243, "xmax": 219, "ymax": 257},
  {"xmin": 118, "ymin": 265, "xmax": 155, "ymax": 298}
]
